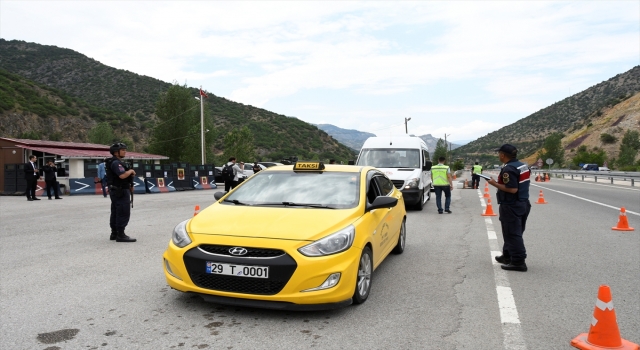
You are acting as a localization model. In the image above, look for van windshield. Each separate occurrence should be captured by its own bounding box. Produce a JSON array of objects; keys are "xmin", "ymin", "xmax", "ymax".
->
[{"xmin": 357, "ymin": 149, "xmax": 420, "ymax": 168}]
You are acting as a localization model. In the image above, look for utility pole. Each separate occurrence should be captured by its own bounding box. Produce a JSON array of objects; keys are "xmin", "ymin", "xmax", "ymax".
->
[
  {"xmin": 200, "ymin": 86, "xmax": 205, "ymax": 165},
  {"xmin": 444, "ymin": 134, "xmax": 450, "ymax": 164},
  {"xmin": 404, "ymin": 117, "xmax": 411, "ymax": 134}
]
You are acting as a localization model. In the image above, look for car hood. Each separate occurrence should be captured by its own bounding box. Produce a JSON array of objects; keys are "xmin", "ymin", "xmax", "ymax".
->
[
  {"xmin": 376, "ymin": 168, "xmax": 421, "ymax": 181},
  {"xmin": 188, "ymin": 203, "xmax": 363, "ymax": 242}
]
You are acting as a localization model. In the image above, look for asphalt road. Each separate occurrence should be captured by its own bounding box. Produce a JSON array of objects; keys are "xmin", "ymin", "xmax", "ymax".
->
[{"xmin": 0, "ymin": 175, "xmax": 638, "ymax": 350}]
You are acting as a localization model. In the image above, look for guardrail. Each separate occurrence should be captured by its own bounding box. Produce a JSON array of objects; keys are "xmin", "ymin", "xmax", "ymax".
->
[{"xmin": 531, "ymin": 169, "xmax": 639, "ymax": 186}]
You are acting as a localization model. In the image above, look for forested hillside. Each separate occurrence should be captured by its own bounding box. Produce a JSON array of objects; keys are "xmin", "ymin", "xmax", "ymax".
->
[
  {"xmin": 456, "ymin": 66, "xmax": 640, "ymax": 158},
  {"xmin": 0, "ymin": 39, "xmax": 355, "ymax": 161}
]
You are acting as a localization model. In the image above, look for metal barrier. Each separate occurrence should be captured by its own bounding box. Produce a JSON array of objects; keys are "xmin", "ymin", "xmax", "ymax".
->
[
  {"xmin": 531, "ymin": 170, "xmax": 639, "ymax": 186},
  {"xmin": 192, "ymin": 176, "xmax": 217, "ymax": 190}
]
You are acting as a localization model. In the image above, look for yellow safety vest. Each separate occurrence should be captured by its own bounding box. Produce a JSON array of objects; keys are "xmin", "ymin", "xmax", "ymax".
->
[
  {"xmin": 432, "ymin": 164, "xmax": 450, "ymax": 186},
  {"xmin": 473, "ymin": 165, "xmax": 482, "ymax": 174}
]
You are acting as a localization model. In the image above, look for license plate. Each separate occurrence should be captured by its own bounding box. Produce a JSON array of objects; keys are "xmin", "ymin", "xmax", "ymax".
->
[{"xmin": 206, "ymin": 262, "xmax": 269, "ymax": 279}]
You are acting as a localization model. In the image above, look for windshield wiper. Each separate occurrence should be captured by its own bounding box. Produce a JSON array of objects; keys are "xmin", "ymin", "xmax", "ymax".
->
[
  {"xmin": 223, "ymin": 199, "xmax": 249, "ymax": 205},
  {"xmin": 282, "ymin": 202, "xmax": 337, "ymax": 209}
]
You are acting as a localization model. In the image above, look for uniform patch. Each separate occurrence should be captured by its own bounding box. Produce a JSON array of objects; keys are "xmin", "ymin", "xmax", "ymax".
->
[
  {"xmin": 118, "ymin": 164, "xmax": 125, "ymax": 172},
  {"xmin": 503, "ymin": 173, "xmax": 510, "ymax": 183}
]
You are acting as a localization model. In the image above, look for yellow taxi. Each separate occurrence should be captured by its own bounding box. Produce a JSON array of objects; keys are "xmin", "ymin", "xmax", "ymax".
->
[{"xmin": 163, "ymin": 162, "xmax": 407, "ymax": 310}]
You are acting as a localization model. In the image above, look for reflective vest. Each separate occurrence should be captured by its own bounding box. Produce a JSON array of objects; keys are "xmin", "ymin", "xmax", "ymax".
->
[
  {"xmin": 432, "ymin": 164, "xmax": 450, "ymax": 186},
  {"xmin": 473, "ymin": 165, "xmax": 482, "ymax": 174}
]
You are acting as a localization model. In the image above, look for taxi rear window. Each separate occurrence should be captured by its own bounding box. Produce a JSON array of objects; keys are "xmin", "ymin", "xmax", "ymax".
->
[{"xmin": 225, "ymin": 171, "xmax": 360, "ymax": 209}]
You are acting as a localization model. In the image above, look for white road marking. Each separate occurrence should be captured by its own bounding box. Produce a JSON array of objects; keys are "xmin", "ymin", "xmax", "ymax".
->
[
  {"xmin": 538, "ymin": 177, "xmax": 639, "ymax": 191},
  {"xmin": 532, "ymin": 184, "xmax": 640, "ymax": 216},
  {"xmin": 479, "ymin": 189, "xmax": 527, "ymax": 350}
]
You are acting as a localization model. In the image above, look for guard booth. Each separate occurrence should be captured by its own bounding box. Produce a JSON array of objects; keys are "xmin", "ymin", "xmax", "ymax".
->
[
  {"xmin": 151, "ymin": 164, "xmax": 172, "ymax": 178},
  {"xmin": 172, "ymin": 162, "xmax": 191, "ymax": 191},
  {"xmin": 84, "ymin": 161, "xmax": 100, "ymax": 178},
  {"xmin": 130, "ymin": 161, "xmax": 144, "ymax": 178},
  {"xmin": 141, "ymin": 164, "xmax": 153, "ymax": 179},
  {"xmin": 4, "ymin": 164, "xmax": 17, "ymax": 193}
]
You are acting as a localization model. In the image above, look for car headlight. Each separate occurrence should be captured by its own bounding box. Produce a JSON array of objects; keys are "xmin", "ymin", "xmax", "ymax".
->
[
  {"xmin": 172, "ymin": 219, "xmax": 192, "ymax": 248},
  {"xmin": 298, "ymin": 225, "xmax": 355, "ymax": 257},
  {"xmin": 404, "ymin": 178, "xmax": 420, "ymax": 189}
]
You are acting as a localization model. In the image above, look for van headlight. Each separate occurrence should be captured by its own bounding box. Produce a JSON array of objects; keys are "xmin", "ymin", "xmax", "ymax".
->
[
  {"xmin": 298, "ymin": 225, "xmax": 355, "ymax": 257},
  {"xmin": 405, "ymin": 178, "xmax": 420, "ymax": 189},
  {"xmin": 172, "ymin": 219, "xmax": 192, "ymax": 248}
]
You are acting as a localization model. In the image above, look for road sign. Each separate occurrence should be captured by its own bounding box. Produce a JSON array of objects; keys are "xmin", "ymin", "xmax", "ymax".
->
[
  {"xmin": 537, "ymin": 158, "xmax": 543, "ymax": 167},
  {"xmin": 545, "ymin": 158, "xmax": 554, "ymax": 165}
]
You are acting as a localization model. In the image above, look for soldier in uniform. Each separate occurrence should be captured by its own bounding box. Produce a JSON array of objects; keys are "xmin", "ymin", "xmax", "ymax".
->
[
  {"xmin": 105, "ymin": 142, "xmax": 136, "ymax": 243},
  {"xmin": 486, "ymin": 144, "xmax": 531, "ymax": 272}
]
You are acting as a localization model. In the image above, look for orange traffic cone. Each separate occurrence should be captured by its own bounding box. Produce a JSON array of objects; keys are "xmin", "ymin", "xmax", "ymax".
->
[
  {"xmin": 483, "ymin": 183, "xmax": 490, "ymax": 198},
  {"xmin": 535, "ymin": 174, "xmax": 541, "ymax": 182},
  {"xmin": 612, "ymin": 208, "xmax": 634, "ymax": 231},
  {"xmin": 535, "ymin": 190, "xmax": 548, "ymax": 204},
  {"xmin": 464, "ymin": 179, "xmax": 469, "ymax": 189},
  {"xmin": 545, "ymin": 173, "xmax": 550, "ymax": 181},
  {"xmin": 453, "ymin": 173, "xmax": 457, "ymax": 180},
  {"xmin": 194, "ymin": 205, "xmax": 200, "ymax": 216},
  {"xmin": 481, "ymin": 199, "xmax": 497, "ymax": 216},
  {"xmin": 571, "ymin": 285, "xmax": 639, "ymax": 350}
]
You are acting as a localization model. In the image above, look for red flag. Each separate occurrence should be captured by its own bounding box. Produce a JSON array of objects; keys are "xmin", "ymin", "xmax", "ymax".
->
[{"xmin": 200, "ymin": 89, "xmax": 208, "ymax": 98}]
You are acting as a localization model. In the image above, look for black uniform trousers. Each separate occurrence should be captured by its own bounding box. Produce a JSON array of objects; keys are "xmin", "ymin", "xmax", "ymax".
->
[
  {"xmin": 498, "ymin": 200, "xmax": 531, "ymax": 264},
  {"xmin": 26, "ymin": 178, "xmax": 38, "ymax": 199},
  {"xmin": 110, "ymin": 188, "xmax": 131, "ymax": 231},
  {"xmin": 45, "ymin": 180, "xmax": 60, "ymax": 198},
  {"xmin": 471, "ymin": 174, "xmax": 480, "ymax": 189}
]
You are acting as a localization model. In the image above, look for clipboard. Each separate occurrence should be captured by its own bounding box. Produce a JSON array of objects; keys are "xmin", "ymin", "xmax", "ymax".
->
[{"xmin": 478, "ymin": 174, "xmax": 491, "ymax": 180}]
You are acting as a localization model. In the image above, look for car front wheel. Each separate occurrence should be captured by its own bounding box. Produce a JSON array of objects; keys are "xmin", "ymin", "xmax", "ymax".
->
[
  {"xmin": 392, "ymin": 219, "xmax": 406, "ymax": 254},
  {"xmin": 352, "ymin": 246, "xmax": 373, "ymax": 304}
]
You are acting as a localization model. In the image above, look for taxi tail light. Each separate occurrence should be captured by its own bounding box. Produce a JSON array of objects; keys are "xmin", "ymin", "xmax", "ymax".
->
[{"xmin": 302, "ymin": 273, "xmax": 341, "ymax": 292}]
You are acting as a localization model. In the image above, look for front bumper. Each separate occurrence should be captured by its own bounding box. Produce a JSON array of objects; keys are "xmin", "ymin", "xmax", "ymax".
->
[
  {"xmin": 163, "ymin": 236, "xmax": 362, "ymax": 309},
  {"xmin": 401, "ymin": 188, "xmax": 421, "ymax": 205}
]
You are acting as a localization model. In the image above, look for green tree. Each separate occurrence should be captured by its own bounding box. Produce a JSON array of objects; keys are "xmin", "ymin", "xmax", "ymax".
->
[
  {"xmin": 538, "ymin": 132, "xmax": 565, "ymax": 167},
  {"xmin": 433, "ymin": 138, "xmax": 448, "ymax": 163},
  {"xmin": 148, "ymin": 83, "xmax": 214, "ymax": 163},
  {"xmin": 599, "ymin": 133, "xmax": 617, "ymax": 144},
  {"xmin": 88, "ymin": 122, "xmax": 115, "ymax": 145},
  {"xmin": 572, "ymin": 145, "xmax": 607, "ymax": 166},
  {"xmin": 617, "ymin": 130, "xmax": 640, "ymax": 167},
  {"xmin": 451, "ymin": 159, "xmax": 465, "ymax": 171},
  {"xmin": 223, "ymin": 126, "xmax": 256, "ymax": 163}
]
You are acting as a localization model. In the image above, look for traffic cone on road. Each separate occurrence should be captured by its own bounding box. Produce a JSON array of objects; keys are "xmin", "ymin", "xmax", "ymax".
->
[
  {"xmin": 453, "ymin": 173, "xmax": 457, "ymax": 180},
  {"xmin": 481, "ymin": 199, "xmax": 497, "ymax": 216},
  {"xmin": 612, "ymin": 208, "xmax": 634, "ymax": 231},
  {"xmin": 464, "ymin": 179, "xmax": 469, "ymax": 189},
  {"xmin": 483, "ymin": 183, "xmax": 490, "ymax": 198},
  {"xmin": 570, "ymin": 285, "xmax": 639, "ymax": 350},
  {"xmin": 535, "ymin": 190, "xmax": 548, "ymax": 204},
  {"xmin": 194, "ymin": 205, "xmax": 200, "ymax": 216},
  {"xmin": 535, "ymin": 174, "xmax": 541, "ymax": 182},
  {"xmin": 545, "ymin": 173, "xmax": 550, "ymax": 181}
]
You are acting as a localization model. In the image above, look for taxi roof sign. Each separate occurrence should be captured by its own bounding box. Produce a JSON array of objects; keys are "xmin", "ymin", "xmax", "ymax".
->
[{"xmin": 293, "ymin": 161, "xmax": 325, "ymax": 171}]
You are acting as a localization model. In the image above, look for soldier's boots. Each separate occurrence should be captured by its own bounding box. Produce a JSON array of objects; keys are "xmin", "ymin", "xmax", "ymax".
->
[
  {"xmin": 110, "ymin": 229, "xmax": 117, "ymax": 241},
  {"xmin": 494, "ymin": 255, "xmax": 511, "ymax": 264},
  {"xmin": 115, "ymin": 229, "xmax": 136, "ymax": 243}
]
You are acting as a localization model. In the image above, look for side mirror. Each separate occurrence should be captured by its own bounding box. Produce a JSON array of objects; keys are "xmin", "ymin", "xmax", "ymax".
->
[
  {"xmin": 367, "ymin": 196, "xmax": 398, "ymax": 211},
  {"xmin": 423, "ymin": 160, "xmax": 432, "ymax": 171},
  {"xmin": 214, "ymin": 191, "xmax": 227, "ymax": 200}
]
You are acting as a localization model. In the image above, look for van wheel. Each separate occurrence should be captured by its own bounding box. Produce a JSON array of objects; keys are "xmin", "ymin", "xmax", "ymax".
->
[{"xmin": 415, "ymin": 191, "xmax": 424, "ymax": 211}]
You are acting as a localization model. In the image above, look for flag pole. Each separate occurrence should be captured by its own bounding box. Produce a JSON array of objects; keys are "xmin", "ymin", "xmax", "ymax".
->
[{"xmin": 200, "ymin": 86, "xmax": 205, "ymax": 164}]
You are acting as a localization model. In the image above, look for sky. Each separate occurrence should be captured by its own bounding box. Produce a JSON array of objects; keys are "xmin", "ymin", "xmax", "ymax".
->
[{"xmin": 1, "ymin": 1, "xmax": 639, "ymax": 143}]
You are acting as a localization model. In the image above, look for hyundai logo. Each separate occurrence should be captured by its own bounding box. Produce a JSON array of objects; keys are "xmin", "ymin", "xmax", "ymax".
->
[{"xmin": 229, "ymin": 247, "xmax": 248, "ymax": 256}]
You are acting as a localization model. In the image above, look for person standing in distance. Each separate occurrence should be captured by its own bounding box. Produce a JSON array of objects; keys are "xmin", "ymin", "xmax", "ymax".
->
[
  {"xmin": 43, "ymin": 160, "xmax": 62, "ymax": 200},
  {"xmin": 486, "ymin": 144, "xmax": 531, "ymax": 272},
  {"xmin": 223, "ymin": 157, "xmax": 244, "ymax": 192},
  {"xmin": 471, "ymin": 161, "xmax": 483, "ymax": 189},
  {"xmin": 431, "ymin": 156, "xmax": 453, "ymax": 214},
  {"xmin": 24, "ymin": 155, "xmax": 41, "ymax": 201},
  {"xmin": 105, "ymin": 143, "xmax": 136, "ymax": 243},
  {"xmin": 252, "ymin": 162, "xmax": 262, "ymax": 174},
  {"xmin": 97, "ymin": 159, "xmax": 108, "ymax": 198}
]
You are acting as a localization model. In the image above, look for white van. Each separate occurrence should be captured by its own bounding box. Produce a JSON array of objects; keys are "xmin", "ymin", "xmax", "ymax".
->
[{"xmin": 356, "ymin": 136, "xmax": 433, "ymax": 210}]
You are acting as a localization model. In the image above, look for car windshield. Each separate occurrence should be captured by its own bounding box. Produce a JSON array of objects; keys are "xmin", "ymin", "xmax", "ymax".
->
[
  {"xmin": 224, "ymin": 171, "xmax": 360, "ymax": 209},
  {"xmin": 357, "ymin": 148, "xmax": 420, "ymax": 168}
]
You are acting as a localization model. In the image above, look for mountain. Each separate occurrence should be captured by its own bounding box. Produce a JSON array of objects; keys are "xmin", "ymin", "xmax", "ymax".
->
[
  {"xmin": 456, "ymin": 66, "xmax": 640, "ymax": 158},
  {"xmin": 416, "ymin": 134, "xmax": 461, "ymax": 152},
  {"xmin": 315, "ymin": 124, "xmax": 376, "ymax": 151},
  {"xmin": 0, "ymin": 39, "xmax": 356, "ymax": 162}
]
